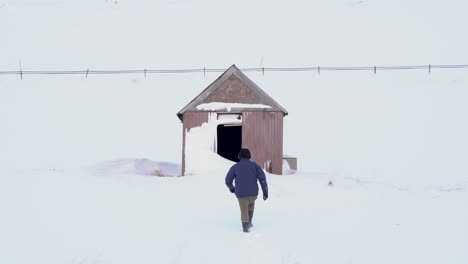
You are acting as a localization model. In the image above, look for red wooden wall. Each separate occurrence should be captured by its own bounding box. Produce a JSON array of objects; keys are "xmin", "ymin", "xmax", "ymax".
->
[
  {"xmin": 182, "ymin": 111, "xmax": 284, "ymax": 175},
  {"xmin": 242, "ymin": 111, "xmax": 283, "ymax": 175}
]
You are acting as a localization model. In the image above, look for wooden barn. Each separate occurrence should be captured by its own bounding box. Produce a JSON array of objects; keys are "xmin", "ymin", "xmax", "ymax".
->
[{"xmin": 177, "ymin": 65, "xmax": 288, "ymax": 176}]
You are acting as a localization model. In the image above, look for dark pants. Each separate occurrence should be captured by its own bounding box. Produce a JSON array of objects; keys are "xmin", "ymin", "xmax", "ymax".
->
[{"xmin": 237, "ymin": 196, "xmax": 257, "ymax": 222}]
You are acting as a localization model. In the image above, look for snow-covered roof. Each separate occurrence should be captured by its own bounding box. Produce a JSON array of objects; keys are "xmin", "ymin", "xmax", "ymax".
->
[
  {"xmin": 177, "ymin": 65, "xmax": 288, "ymax": 121},
  {"xmin": 196, "ymin": 102, "xmax": 272, "ymax": 112}
]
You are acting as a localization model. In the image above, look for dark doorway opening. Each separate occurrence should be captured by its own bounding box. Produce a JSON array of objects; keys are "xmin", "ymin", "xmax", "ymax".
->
[{"xmin": 217, "ymin": 125, "xmax": 242, "ymax": 162}]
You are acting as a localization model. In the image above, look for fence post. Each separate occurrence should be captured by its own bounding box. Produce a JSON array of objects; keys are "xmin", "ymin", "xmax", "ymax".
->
[{"xmin": 19, "ymin": 59, "xmax": 23, "ymax": 80}]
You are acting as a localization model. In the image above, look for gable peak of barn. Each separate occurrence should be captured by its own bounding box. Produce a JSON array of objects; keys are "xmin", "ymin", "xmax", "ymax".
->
[{"xmin": 177, "ymin": 64, "xmax": 288, "ymax": 120}]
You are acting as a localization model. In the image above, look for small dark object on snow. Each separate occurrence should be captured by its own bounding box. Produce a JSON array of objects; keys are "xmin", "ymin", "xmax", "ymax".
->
[{"xmin": 328, "ymin": 181, "xmax": 334, "ymax": 187}]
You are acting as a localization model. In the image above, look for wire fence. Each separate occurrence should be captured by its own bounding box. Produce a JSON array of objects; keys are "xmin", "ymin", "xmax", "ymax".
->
[{"xmin": 1, "ymin": 64, "xmax": 468, "ymax": 79}]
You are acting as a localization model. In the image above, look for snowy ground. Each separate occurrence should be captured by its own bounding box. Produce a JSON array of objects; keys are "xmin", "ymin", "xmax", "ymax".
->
[{"xmin": 1, "ymin": 164, "xmax": 466, "ymax": 264}]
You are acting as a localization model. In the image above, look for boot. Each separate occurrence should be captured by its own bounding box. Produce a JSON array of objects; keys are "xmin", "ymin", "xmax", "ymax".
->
[
  {"xmin": 242, "ymin": 222, "xmax": 250, "ymax": 233},
  {"xmin": 248, "ymin": 209, "xmax": 254, "ymax": 228}
]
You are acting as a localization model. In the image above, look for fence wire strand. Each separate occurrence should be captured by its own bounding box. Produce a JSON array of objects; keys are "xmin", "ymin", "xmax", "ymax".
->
[{"xmin": 1, "ymin": 64, "xmax": 467, "ymax": 76}]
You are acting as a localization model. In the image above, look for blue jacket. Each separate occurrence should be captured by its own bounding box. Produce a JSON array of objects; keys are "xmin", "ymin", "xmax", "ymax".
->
[{"xmin": 225, "ymin": 159, "xmax": 268, "ymax": 198}]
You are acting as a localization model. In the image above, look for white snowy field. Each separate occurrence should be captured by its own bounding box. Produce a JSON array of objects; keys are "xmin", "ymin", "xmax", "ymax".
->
[
  {"xmin": 0, "ymin": 165, "xmax": 466, "ymax": 264},
  {"xmin": 1, "ymin": 1, "xmax": 468, "ymax": 263}
]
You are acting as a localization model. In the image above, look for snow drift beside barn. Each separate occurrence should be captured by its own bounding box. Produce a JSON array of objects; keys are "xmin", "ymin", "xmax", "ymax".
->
[{"xmin": 93, "ymin": 158, "xmax": 180, "ymax": 177}]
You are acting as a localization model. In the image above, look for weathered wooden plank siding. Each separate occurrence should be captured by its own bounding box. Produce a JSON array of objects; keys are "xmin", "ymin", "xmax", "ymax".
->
[
  {"xmin": 182, "ymin": 111, "xmax": 209, "ymax": 175},
  {"xmin": 242, "ymin": 112, "xmax": 283, "ymax": 175},
  {"xmin": 201, "ymin": 75, "xmax": 273, "ymax": 107}
]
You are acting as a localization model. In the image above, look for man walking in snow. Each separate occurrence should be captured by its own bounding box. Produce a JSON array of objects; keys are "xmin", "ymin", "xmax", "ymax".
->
[{"xmin": 225, "ymin": 148, "xmax": 268, "ymax": 233}]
